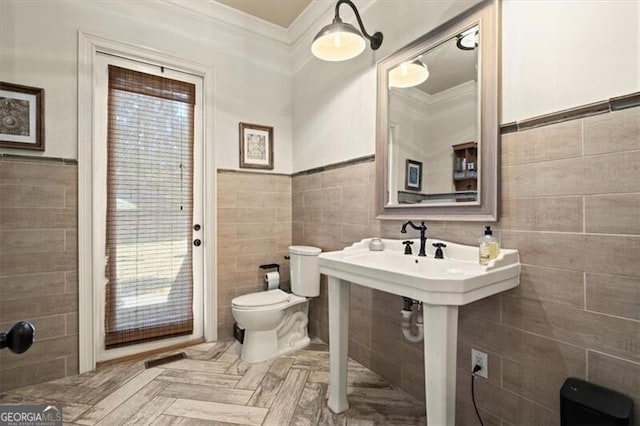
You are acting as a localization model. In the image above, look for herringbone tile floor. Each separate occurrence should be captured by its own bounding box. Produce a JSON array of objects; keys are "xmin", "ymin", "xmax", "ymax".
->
[{"xmin": 0, "ymin": 339, "xmax": 426, "ymax": 425}]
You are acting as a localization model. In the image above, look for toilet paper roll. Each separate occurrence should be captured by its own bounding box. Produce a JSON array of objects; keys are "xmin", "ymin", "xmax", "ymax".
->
[{"xmin": 265, "ymin": 271, "xmax": 280, "ymax": 290}]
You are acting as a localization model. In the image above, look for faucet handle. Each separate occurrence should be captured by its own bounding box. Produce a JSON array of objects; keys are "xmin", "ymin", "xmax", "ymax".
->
[
  {"xmin": 432, "ymin": 243, "xmax": 447, "ymax": 259},
  {"xmin": 402, "ymin": 240, "xmax": 414, "ymax": 255}
]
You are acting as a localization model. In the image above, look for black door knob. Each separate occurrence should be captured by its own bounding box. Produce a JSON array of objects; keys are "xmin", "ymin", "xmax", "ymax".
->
[
  {"xmin": 193, "ymin": 224, "xmax": 201, "ymax": 231},
  {"xmin": 193, "ymin": 239, "xmax": 201, "ymax": 247}
]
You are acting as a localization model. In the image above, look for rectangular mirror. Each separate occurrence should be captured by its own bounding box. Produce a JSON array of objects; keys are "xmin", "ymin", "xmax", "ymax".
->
[{"xmin": 376, "ymin": 0, "xmax": 499, "ymax": 221}]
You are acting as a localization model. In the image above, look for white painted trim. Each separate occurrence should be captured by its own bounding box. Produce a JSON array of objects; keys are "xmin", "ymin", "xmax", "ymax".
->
[
  {"xmin": 77, "ymin": 31, "xmax": 217, "ymax": 373},
  {"xmin": 288, "ymin": 1, "xmax": 335, "ymax": 45}
]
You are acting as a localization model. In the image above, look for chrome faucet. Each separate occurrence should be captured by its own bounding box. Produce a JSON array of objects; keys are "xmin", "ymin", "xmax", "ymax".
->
[{"xmin": 400, "ymin": 221, "xmax": 427, "ymax": 256}]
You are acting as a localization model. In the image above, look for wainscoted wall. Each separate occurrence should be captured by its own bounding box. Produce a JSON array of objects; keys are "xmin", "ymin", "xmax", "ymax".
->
[
  {"xmin": 216, "ymin": 170, "xmax": 292, "ymax": 338},
  {"xmin": 293, "ymin": 106, "xmax": 640, "ymax": 425},
  {"xmin": 0, "ymin": 155, "xmax": 78, "ymax": 392}
]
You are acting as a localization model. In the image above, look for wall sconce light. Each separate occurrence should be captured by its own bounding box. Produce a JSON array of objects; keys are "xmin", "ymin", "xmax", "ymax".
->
[
  {"xmin": 389, "ymin": 60, "xmax": 429, "ymax": 89},
  {"xmin": 311, "ymin": 0, "xmax": 383, "ymax": 62},
  {"xmin": 456, "ymin": 25, "xmax": 479, "ymax": 50}
]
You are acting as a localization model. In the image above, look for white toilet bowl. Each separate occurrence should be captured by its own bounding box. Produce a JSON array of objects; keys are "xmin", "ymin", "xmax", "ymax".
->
[
  {"xmin": 231, "ymin": 245, "xmax": 322, "ymax": 363},
  {"xmin": 232, "ymin": 289, "xmax": 309, "ymax": 363}
]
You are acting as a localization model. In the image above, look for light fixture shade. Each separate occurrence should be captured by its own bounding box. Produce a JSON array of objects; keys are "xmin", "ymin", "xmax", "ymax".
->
[
  {"xmin": 311, "ymin": 18, "xmax": 366, "ymax": 62},
  {"xmin": 457, "ymin": 26, "xmax": 479, "ymax": 50},
  {"xmin": 389, "ymin": 60, "xmax": 429, "ymax": 88}
]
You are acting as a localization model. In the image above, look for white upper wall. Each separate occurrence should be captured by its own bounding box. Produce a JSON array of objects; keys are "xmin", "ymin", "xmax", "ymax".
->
[
  {"xmin": 292, "ymin": 0, "xmax": 640, "ymax": 172},
  {"xmin": 0, "ymin": 0, "xmax": 294, "ymax": 173},
  {"xmin": 2, "ymin": 0, "xmax": 638, "ymax": 172},
  {"xmin": 502, "ymin": 0, "xmax": 639, "ymax": 123}
]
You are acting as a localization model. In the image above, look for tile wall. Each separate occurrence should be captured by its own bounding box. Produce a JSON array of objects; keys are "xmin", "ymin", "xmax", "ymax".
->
[
  {"xmin": 0, "ymin": 155, "xmax": 78, "ymax": 392},
  {"xmin": 216, "ymin": 170, "xmax": 292, "ymax": 338},
  {"xmin": 292, "ymin": 106, "xmax": 640, "ymax": 425}
]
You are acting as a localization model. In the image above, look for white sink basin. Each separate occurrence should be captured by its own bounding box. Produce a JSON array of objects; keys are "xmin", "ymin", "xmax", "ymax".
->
[
  {"xmin": 319, "ymin": 238, "xmax": 520, "ymax": 305},
  {"xmin": 319, "ymin": 238, "xmax": 520, "ymax": 425}
]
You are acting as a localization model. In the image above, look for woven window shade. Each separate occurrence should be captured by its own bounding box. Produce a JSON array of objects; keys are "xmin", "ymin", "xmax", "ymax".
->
[{"xmin": 105, "ymin": 65, "xmax": 196, "ymax": 349}]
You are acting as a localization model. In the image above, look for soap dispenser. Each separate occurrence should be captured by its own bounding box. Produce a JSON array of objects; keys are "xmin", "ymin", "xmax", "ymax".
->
[{"xmin": 479, "ymin": 226, "xmax": 499, "ymax": 265}]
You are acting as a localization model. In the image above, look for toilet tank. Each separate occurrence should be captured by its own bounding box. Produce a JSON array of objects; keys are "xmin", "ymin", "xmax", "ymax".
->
[{"xmin": 289, "ymin": 245, "xmax": 321, "ymax": 297}]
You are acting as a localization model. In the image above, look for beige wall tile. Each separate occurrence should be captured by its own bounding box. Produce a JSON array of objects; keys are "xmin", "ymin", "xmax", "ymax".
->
[
  {"xmin": 502, "ymin": 120, "xmax": 582, "ymax": 166},
  {"xmin": 460, "ymin": 317, "xmax": 586, "ymax": 377},
  {"xmin": 502, "ymin": 358, "xmax": 575, "ymax": 412},
  {"xmin": 0, "ymin": 272, "xmax": 66, "ymax": 300},
  {"xmin": 0, "ymin": 161, "xmax": 76, "ymax": 186},
  {"xmin": 275, "ymin": 176, "xmax": 291, "ymax": 193},
  {"xmin": 66, "ymin": 312, "xmax": 79, "ymax": 335},
  {"xmin": 321, "ymin": 163, "xmax": 369, "ymax": 189},
  {"xmin": 217, "ymin": 171, "xmax": 277, "ymax": 192},
  {"xmin": 0, "ymin": 335, "xmax": 77, "ymax": 370},
  {"xmin": 0, "ymin": 185, "xmax": 66, "ymax": 208},
  {"xmin": 236, "ymin": 191, "xmax": 289, "ymax": 208},
  {"xmin": 217, "ymin": 188, "xmax": 236, "ymax": 207},
  {"xmin": 588, "ymin": 351, "xmax": 639, "ymax": 422},
  {"xmin": 0, "ymin": 292, "xmax": 78, "ymax": 322},
  {"xmin": 0, "ymin": 315, "xmax": 66, "ymax": 341},
  {"xmin": 292, "ymin": 173, "xmax": 321, "ymax": 193},
  {"xmin": 503, "ymin": 151, "xmax": 640, "ymax": 198},
  {"xmin": 0, "ymin": 358, "xmax": 67, "ymax": 393},
  {"xmin": 501, "ymin": 231, "xmax": 640, "ymax": 278},
  {"xmin": 585, "ymin": 193, "xmax": 640, "ymax": 235},
  {"xmin": 500, "ymin": 196, "xmax": 583, "ymax": 232},
  {"xmin": 586, "ymin": 273, "xmax": 640, "ymax": 320},
  {"xmin": 456, "ymin": 370, "xmax": 559, "ymax": 426},
  {"xmin": 504, "ymin": 264, "xmax": 584, "ymax": 308},
  {"xmin": 502, "ymin": 295, "xmax": 640, "ymax": 363},
  {"xmin": 583, "ymin": 107, "xmax": 640, "ymax": 155},
  {"xmin": 0, "ymin": 250, "xmax": 77, "ymax": 278},
  {"xmin": 459, "ymin": 294, "xmax": 501, "ymax": 323},
  {"xmin": 349, "ymin": 284, "xmax": 371, "ymax": 348},
  {"xmin": 0, "ymin": 208, "xmax": 76, "ymax": 230}
]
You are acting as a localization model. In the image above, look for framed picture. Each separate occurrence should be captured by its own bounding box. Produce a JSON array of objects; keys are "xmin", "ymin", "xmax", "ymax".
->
[
  {"xmin": 405, "ymin": 159, "xmax": 422, "ymax": 192},
  {"xmin": 0, "ymin": 82, "xmax": 45, "ymax": 151},
  {"xmin": 239, "ymin": 122, "xmax": 273, "ymax": 170}
]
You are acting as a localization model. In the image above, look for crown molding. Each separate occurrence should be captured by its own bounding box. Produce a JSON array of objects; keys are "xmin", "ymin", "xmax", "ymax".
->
[
  {"xmin": 288, "ymin": 1, "xmax": 335, "ymax": 45},
  {"xmin": 162, "ymin": 0, "xmax": 291, "ymax": 45},
  {"xmin": 162, "ymin": 0, "xmax": 374, "ymax": 48}
]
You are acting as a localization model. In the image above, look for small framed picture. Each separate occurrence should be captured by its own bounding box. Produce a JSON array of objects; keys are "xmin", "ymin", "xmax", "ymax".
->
[
  {"xmin": 0, "ymin": 82, "xmax": 45, "ymax": 151},
  {"xmin": 405, "ymin": 159, "xmax": 422, "ymax": 191},
  {"xmin": 239, "ymin": 122, "xmax": 273, "ymax": 170}
]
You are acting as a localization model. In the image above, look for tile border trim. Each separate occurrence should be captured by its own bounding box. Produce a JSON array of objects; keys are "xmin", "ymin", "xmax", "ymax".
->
[
  {"xmin": 291, "ymin": 154, "xmax": 375, "ymax": 177},
  {"xmin": 500, "ymin": 91, "xmax": 640, "ymax": 134},
  {"xmin": 0, "ymin": 153, "xmax": 78, "ymax": 165},
  {"xmin": 217, "ymin": 168, "xmax": 290, "ymax": 177}
]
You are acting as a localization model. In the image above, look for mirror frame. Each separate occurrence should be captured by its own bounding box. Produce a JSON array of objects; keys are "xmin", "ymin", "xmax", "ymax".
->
[{"xmin": 375, "ymin": 0, "xmax": 500, "ymax": 221}]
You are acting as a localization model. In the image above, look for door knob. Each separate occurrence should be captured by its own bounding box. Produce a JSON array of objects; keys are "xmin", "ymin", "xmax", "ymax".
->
[{"xmin": 193, "ymin": 239, "xmax": 201, "ymax": 247}]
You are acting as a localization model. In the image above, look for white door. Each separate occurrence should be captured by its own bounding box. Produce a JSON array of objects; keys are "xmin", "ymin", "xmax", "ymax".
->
[{"xmin": 93, "ymin": 53, "xmax": 204, "ymax": 361}]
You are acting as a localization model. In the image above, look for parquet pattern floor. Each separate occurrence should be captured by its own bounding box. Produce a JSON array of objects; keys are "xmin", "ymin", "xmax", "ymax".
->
[{"xmin": 0, "ymin": 339, "xmax": 426, "ymax": 425}]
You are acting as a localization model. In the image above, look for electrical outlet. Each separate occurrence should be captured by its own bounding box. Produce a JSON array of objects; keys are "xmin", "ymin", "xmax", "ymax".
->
[{"xmin": 471, "ymin": 349, "xmax": 488, "ymax": 379}]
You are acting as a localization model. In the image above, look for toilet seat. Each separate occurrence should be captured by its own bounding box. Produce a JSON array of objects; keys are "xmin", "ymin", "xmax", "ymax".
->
[{"xmin": 232, "ymin": 289, "xmax": 291, "ymax": 310}]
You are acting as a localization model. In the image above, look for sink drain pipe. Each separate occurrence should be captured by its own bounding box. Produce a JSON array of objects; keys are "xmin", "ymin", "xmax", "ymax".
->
[{"xmin": 401, "ymin": 297, "xmax": 424, "ymax": 343}]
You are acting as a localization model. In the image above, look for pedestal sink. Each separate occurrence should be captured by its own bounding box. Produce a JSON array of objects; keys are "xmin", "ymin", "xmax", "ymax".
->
[{"xmin": 319, "ymin": 238, "xmax": 520, "ymax": 425}]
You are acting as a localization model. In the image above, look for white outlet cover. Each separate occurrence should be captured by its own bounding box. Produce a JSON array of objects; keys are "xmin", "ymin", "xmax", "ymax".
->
[{"xmin": 471, "ymin": 349, "xmax": 488, "ymax": 379}]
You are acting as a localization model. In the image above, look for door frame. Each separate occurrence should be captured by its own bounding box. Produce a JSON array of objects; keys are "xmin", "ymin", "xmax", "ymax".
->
[{"xmin": 78, "ymin": 31, "xmax": 217, "ymax": 373}]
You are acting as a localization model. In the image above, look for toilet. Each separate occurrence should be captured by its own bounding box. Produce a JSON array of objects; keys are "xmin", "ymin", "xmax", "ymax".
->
[{"xmin": 231, "ymin": 245, "xmax": 321, "ymax": 363}]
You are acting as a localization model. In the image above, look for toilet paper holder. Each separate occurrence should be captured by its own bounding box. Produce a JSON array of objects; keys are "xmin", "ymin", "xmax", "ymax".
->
[
  {"xmin": 260, "ymin": 263, "xmax": 281, "ymax": 291},
  {"xmin": 259, "ymin": 263, "xmax": 280, "ymax": 273}
]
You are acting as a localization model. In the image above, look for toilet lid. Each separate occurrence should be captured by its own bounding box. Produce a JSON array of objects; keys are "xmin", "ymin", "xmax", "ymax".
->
[{"xmin": 232, "ymin": 289, "xmax": 290, "ymax": 308}]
